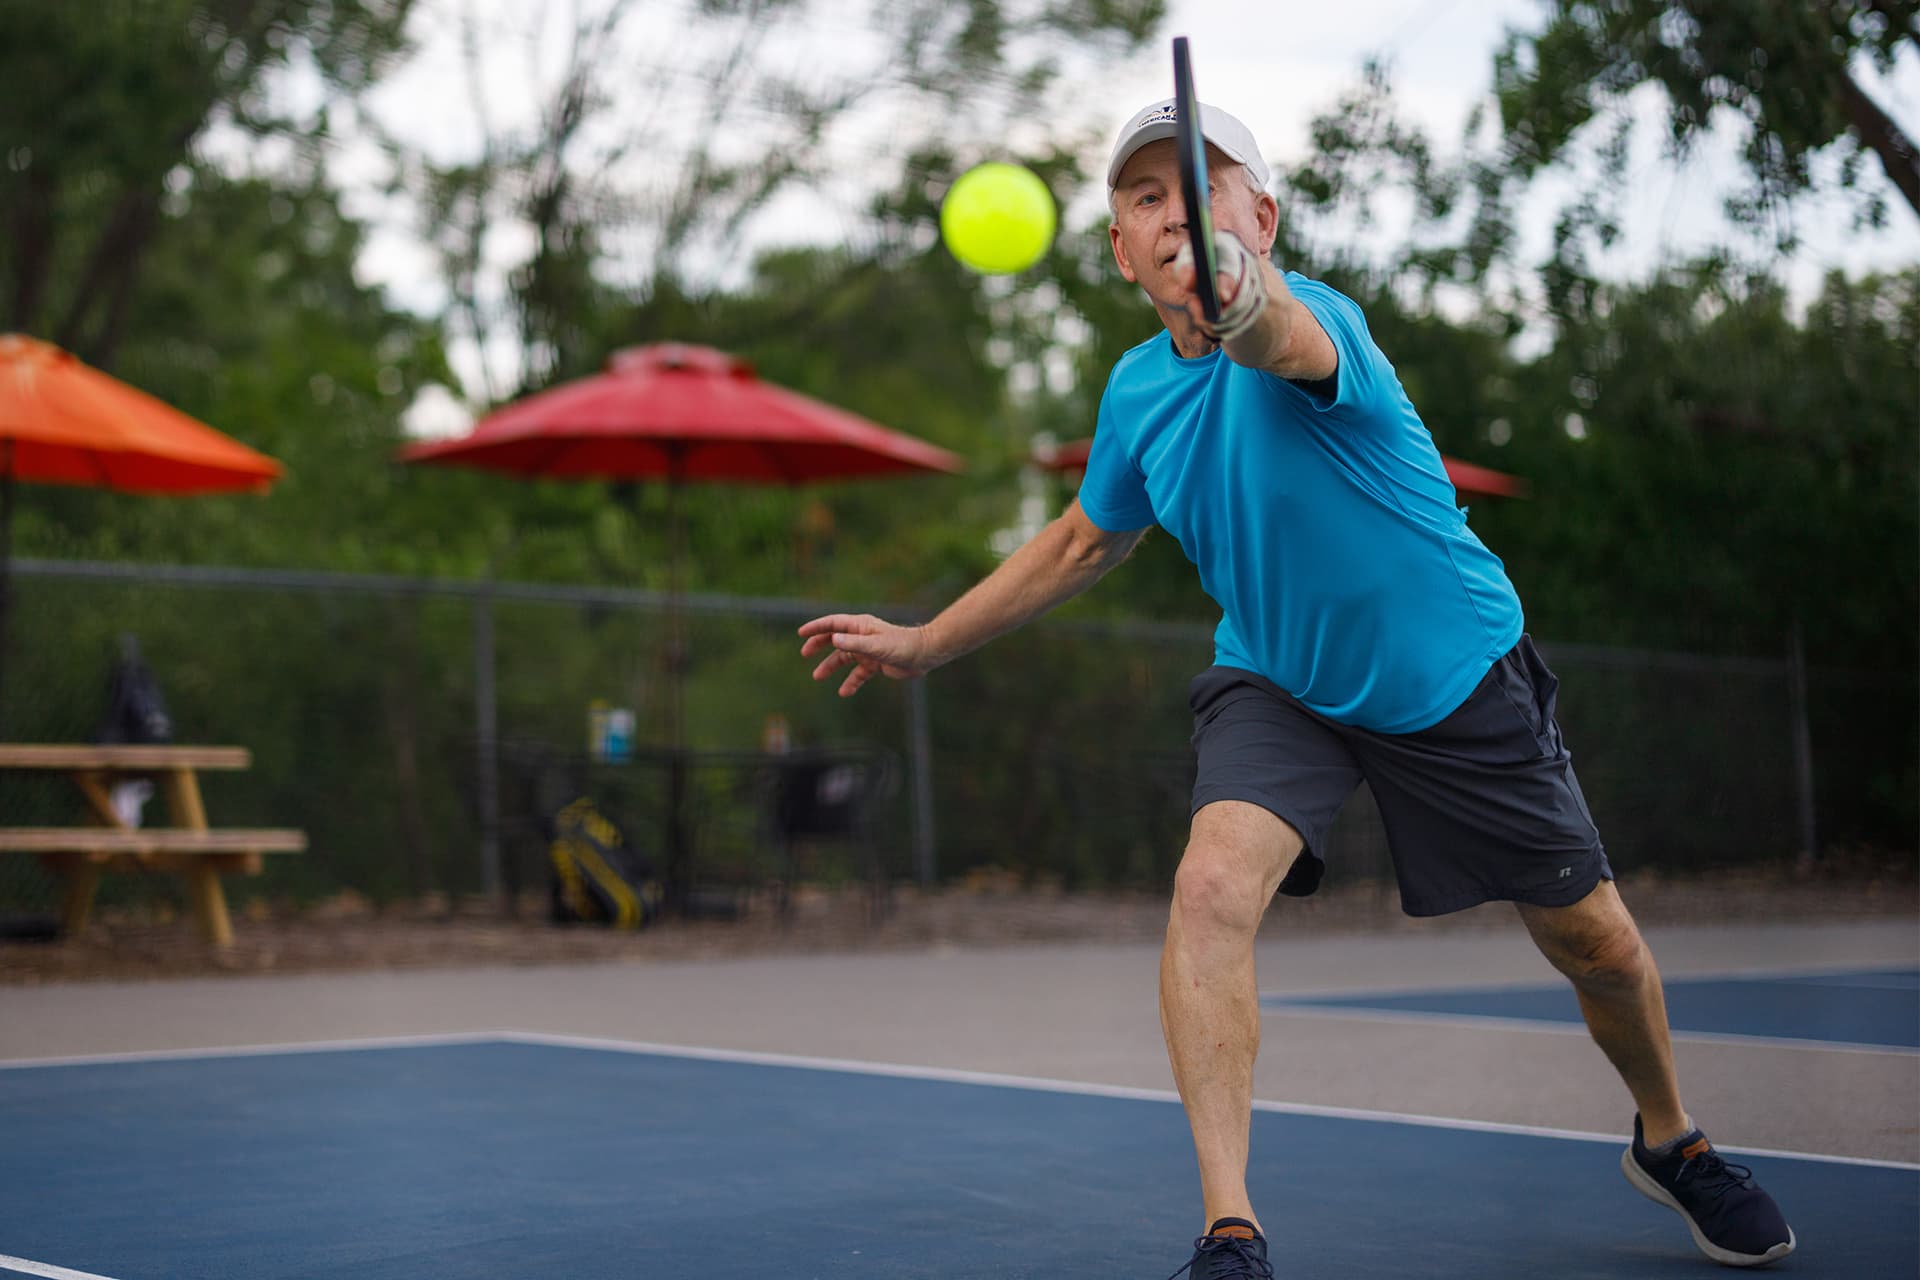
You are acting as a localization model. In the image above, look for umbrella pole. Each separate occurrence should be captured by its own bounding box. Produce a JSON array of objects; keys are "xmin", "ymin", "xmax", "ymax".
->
[
  {"xmin": 667, "ymin": 449, "xmax": 686, "ymax": 754},
  {"xmin": 0, "ymin": 439, "xmax": 12, "ymax": 738},
  {"xmin": 665, "ymin": 447, "xmax": 690, "ymax": 914}
]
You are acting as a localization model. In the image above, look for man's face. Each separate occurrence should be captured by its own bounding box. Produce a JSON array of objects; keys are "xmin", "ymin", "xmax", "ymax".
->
[{"xmin": 1108, "ymin": 138, "xmax": 1277, "ymax": 315}]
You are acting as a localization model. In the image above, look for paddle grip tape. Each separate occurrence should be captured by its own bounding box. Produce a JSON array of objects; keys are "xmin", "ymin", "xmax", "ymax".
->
[{"xmin": 1174, "ymin": 230, "xmax": 1268, "ymax": 341}]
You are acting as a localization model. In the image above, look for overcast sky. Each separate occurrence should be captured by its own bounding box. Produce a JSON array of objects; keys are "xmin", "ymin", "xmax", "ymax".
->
[{"xmin": 313, "ymin": 0, "xmax": 1920, "ymax": 433}]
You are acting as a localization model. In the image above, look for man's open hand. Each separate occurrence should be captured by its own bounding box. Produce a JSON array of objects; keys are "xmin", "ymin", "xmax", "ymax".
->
[{"xmin": 798, "ymin": 614, "xmax": 935, "ymax": 697}]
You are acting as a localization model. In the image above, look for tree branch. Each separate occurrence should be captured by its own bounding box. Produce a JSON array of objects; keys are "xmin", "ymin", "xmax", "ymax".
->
[
  {"xmin": 8, "ymin": 165, "xmax": 56, "ymax": 331},
  {"xmin": 53, "ymin": 188, "xmax": 160, "ymax": 366},
  {"xmin": 49, "ymin": 0, "xmax": 294, "ymax": 364},
  {"xmin": 83, "ymin": 196, "xmax": 160, "ymax": 371},
  {"xmin": 1837, "ymin": 67, "xmax": 1920, "ymax": 218}
]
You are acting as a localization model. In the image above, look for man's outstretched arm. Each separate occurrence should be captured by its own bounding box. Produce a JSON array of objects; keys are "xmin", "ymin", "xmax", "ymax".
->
[
  {"xmin": 798, "ymin": 500, "xmax": 1147, "ymax": 697},
  {"xmin": 1173, "ymin": 234, "xmax": 1337, "ymax": 384}
]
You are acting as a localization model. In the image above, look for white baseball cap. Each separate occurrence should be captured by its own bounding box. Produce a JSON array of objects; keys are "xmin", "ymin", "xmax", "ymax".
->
[{"xmin": 1105, "ymin": 98, "xmax": 1269, "ymax": 191}]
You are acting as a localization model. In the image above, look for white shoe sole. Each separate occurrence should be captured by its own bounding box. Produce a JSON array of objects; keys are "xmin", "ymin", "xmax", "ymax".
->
[{"xmin": 1621, "ymin": 1146, "xmax": 1797, "ymax": 1268}]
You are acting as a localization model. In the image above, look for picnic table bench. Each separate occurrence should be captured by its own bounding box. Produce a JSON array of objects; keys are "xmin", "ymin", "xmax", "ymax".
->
[{"xmin": 0, "ymin": 744, "xmax": 307, "ymax": 946}]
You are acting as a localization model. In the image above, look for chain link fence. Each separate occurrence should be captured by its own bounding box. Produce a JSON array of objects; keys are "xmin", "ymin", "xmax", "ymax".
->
[{"xmin": 2, "ymin": 559, "xmax": 1912, "ymax": 926}]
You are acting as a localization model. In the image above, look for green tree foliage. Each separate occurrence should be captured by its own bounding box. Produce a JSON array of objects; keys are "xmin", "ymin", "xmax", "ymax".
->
[
  {"xmin": 1472, "ymin": 262, "xmax": 1918, "ymax": 669},
  {"xmin": 1, "ymin": 0, "xmax": 414, "ymax": 369},
  {"xmin": 1491, "ymin": 0, "xmax": 1919, "ymax": 256}
]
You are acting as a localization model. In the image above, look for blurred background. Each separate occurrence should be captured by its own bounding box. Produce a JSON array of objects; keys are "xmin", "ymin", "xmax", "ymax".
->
[{"xmin": 1, "ymin": 0, "xmax": 1914, "ymax": 940}]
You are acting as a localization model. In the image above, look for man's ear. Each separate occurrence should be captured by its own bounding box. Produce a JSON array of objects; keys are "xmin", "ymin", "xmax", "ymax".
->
[
  {"xmin": 1109, "ymin": 221, "xmax": 1139, "ymax": 283},
  {"xmin": 1254, "ymin": 192, "xmax": 1280, "ymax": 257}
]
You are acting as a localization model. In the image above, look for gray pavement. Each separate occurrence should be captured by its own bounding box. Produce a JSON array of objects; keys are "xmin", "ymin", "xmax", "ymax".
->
[{"xmin": 1, "ymin": 919, "xmax": 1914, "ymax": 1163}]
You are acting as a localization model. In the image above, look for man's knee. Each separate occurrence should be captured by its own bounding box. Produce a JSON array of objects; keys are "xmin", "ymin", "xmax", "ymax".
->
[
  {"xmin": 1172, "ymin": 802, "xmax": 1302, "ymax": 936},
  {"xmin": 1537, "ymin": 913, "xmax": 1651, "ymax": 993},
  {"xmin": 1519, "ymin": 881, "xmax": 1656, "ymax": 993},
  {"xmin": 1172, "ymin": 846, "xmax": 1268, "ymax": 935}
]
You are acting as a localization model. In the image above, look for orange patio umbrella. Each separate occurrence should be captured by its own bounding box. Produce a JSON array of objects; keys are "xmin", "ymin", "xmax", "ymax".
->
[
  {"xmin": 0, "ymin": 333, "xmax": 286, "ymax": 715},
  {"xmin": 1032, "ymin": 435, "xmax": 1527, "ymax": 501},
  {"xmin": 0, "ymin": 335, "xmax": 285, "ymax": 494}
]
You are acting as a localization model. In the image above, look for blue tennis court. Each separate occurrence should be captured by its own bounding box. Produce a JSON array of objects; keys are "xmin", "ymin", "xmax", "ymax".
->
[
  {"xmin": 1262, "ymin": 967, "xmax": 1920, "ymax": 1050},
  {"xmin": 0, "ymin": 1035, "xmax": 1913, "ymax": 1279}
]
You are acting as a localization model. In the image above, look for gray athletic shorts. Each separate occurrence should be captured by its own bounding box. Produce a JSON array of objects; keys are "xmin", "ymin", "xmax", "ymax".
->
[{"xmin": 1188, "ymin": 635, "xmax": 1613, "ymax": 917}]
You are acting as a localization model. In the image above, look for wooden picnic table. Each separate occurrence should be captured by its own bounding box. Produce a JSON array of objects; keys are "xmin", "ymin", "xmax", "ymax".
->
[{"xmin": 0, "ymin": 744, "xmax": 307, "ymax": 946}]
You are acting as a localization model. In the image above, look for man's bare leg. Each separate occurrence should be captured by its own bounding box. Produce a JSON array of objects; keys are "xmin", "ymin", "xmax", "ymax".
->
[
  {"xmin": 1160, "ymin": 800, "xmax": 1299, "ymax": 1231},
  {"xmin": 1516, "ymin": 880, "xmax": 1689, "ymax": 1144}
]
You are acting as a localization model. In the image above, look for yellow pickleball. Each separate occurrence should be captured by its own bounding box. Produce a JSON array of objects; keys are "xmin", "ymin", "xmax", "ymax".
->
[{"xmin": 940, "ymin": 163, "xmax": 1057, "ymax": 275}]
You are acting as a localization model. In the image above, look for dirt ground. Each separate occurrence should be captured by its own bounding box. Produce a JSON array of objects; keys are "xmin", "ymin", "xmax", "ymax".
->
[{"xmin": 2, "ymin": 857, "xmax": 1913, "ymax": 985}]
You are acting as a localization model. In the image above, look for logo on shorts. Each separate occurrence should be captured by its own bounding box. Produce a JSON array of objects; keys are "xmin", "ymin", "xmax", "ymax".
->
[{"xmin": 1557, "ymin": 867, "xmax": 1572, "ymax": 878}]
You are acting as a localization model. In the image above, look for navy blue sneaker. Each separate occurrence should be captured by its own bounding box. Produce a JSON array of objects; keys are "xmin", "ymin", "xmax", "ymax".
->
[
  {"xmin": 1166, "ymin": 1217, "xmax": 1273, "ymax": 1279},
  {"xmin": 1623, "ymin": 1115, "xmax": 1795, "ymax": 1267}
]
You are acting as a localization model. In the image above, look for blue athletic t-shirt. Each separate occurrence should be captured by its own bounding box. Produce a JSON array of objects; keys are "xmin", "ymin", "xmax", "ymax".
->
[{"xmin": 1076, "ymin": 273, "xmax": 1524, "ymax": 733}]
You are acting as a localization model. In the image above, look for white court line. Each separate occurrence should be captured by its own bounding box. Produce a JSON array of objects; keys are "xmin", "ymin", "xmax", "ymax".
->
[
  {"xmin": 3, "ymin": 1030, "xmax": 1916, "ymax": 1174},
  {"xmin": 1258, "ymin": 1002, "xmax": 1920, "ymax": 1057},
  {"xmin": 0, "ymin": 1031, "xmax": 502, "ymax": 1071},
  {"xmin": 494, "ymin": 1031, "xmax": 1920, "ymax": 1173},
  {"xmin": 0, "ymin": 1255, "xmax": 120, "ymax": 1280}
]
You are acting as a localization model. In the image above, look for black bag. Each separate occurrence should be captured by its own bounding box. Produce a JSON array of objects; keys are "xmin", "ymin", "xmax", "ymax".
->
[
  {"xmin": 95, "ymin": 634, "xmax": 172, "ymax": 745},
  {"xmin": 774, "ymin": 759, "xmax": 870, "ymax": 837},
  {"xmin": 547, "ymin": 797, "xmax": 663, "ymax": 929}
]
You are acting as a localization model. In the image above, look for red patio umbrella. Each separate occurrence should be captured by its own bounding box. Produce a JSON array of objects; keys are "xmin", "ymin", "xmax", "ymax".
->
[
  {"xmin": 1033, "ymin": 435, "xmax": 1528, "ymax": 501},
  {"xmin": 401, "ymin": 343, "xmax": 965, "ymax": 483},
  {"xmin": 399, "ymin": 342, "xmax": 966, "ymax": 903},
  {"xmin": 0, "ymin": 334, "xmax": 286, "ymax": 721},
  {"xmin": 400, "ymin": 342, "xmax": 966, "ymax": 731}
]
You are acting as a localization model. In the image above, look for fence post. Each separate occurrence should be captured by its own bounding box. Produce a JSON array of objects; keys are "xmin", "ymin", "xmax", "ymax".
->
[
  {"xmin": 1788, "ymin": 620, "xmax": 1818, "ymax": 871},
  {"xmin": 474, "ymin": 585, "xmax": 503, "ymax": 910},
  {"xmin": 906, "ymin": 675, "xmax": 937, "ymax": 886}
]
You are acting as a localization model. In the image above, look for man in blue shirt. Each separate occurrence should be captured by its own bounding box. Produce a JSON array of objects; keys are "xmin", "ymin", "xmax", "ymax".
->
[{"xmin": 798, "ymin": 99, "xmax": 1792, "ymax": 1274}]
